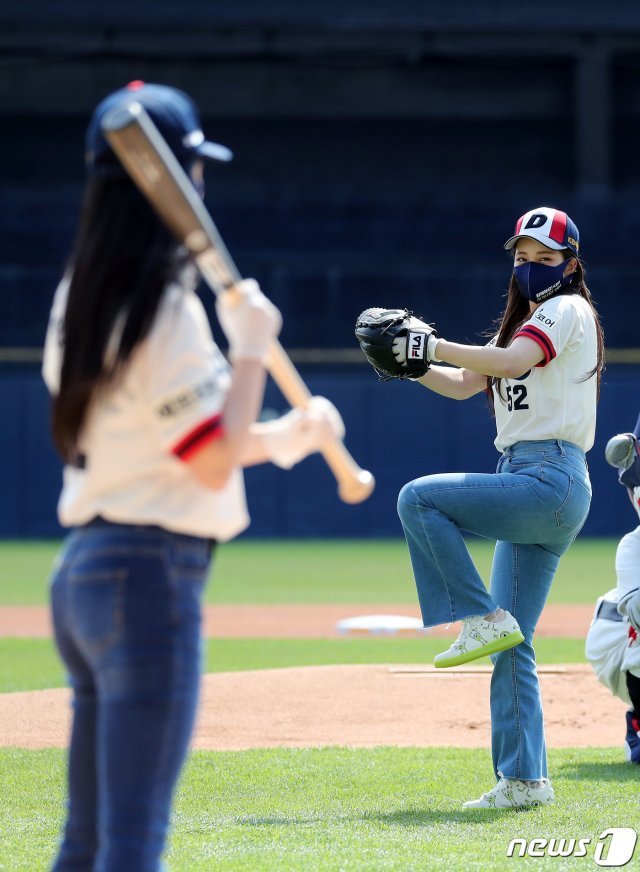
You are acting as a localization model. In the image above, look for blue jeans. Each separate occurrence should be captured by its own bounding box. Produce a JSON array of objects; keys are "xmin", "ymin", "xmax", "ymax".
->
[
  {"xmin": 50, "ymin": 519, "xmax": 212, "ymax": 871},
  {"xmin": 397, "ymin": 440, "xmax": 591, "ymax": 780}
]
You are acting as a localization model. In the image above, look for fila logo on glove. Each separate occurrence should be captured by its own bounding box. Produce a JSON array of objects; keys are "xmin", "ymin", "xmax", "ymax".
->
[{"xmin": 408, "ymin": 332, "xmax": 426, "ymax": 359}]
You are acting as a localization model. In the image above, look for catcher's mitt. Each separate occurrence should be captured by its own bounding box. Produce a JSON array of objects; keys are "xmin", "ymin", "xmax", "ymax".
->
[{"xmin": 354, "ymin": 308, "xmax": 437, "ymax": 381}]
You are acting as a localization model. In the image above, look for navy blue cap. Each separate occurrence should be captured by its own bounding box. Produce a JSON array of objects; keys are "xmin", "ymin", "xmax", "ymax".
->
[{"xmin": 86, "ymin": 81, "xmax": 232, "ymax": 176}]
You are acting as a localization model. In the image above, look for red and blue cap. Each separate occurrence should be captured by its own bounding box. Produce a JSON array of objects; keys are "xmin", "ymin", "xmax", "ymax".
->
[
  {"xmin": 504, "ymin": 207, "xmax": 580, "ymax": 258},
  {"xmin": 86, "ymin": 81, "xmax": 233, "ymax": 176}
]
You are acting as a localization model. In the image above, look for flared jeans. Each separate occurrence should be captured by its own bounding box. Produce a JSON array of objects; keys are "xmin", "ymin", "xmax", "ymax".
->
[{"xmin": 397, "ymin": 440, "xmax": 591, "ymax": 780}]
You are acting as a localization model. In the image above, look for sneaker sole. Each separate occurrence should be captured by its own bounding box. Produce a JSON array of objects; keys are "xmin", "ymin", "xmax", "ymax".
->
[
  {"xmin": 434, "ymin": 630, "xmax": 525, "ymax": 668},
  {"xmin": 462, "ymin": 799, "xmax": 553, "ymax": 811}
]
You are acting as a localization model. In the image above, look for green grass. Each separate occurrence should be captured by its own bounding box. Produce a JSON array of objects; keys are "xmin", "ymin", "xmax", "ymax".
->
[
  {"xmin": 1, "ymin": 746, "xmax": 637, "ymax": 870},
  {"xmin": 0, "ymin": 537, "xmax": 619, "ymax": 606},
  {"xmin": 0, "ymin": 539, "xmax": 624, "ymax": 869},
  {"xmin": 0, "ymin": 639, "xmax": 65, "ymax": 692},
  {"xmin": 0, "ymin": 637, "xmax": 588, "ymax": 694},
  {"xmin": 203, "ymin": 638, "xmax": 588, "ymax": 674}
]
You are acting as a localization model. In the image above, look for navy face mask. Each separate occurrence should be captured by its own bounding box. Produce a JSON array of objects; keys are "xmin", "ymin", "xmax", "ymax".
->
[{"xmin": 513, "ymin": 260, "xmax": 574, "ymax": 304}]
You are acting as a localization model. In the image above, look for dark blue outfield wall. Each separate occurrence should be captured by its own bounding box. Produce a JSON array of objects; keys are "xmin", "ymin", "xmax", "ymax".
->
[{"xmin": 2, "ymin": 367, "xmax": 639, "ymax": 539}]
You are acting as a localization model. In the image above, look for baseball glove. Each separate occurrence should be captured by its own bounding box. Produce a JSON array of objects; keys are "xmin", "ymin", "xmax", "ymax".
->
[{"xmin": 355, "ymin": 308, "xmax": 437, "ymax": 381}]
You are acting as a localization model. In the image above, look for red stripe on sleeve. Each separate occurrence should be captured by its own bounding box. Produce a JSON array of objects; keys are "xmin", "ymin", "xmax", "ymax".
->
[
  {"xmin": 171, "ymin": 414, "xmax": 225, "ymax": 461},
  {"xmin": 514, "ymin": 325, "xmax": 556, "ymax": 367},
  {"xmin": 549, "ymin": 211, "xmax": 567, "ymax": 245}
]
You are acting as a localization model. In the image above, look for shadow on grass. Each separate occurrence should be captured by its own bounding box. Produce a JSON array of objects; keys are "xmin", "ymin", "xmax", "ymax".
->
[
  {"xmin": 235, "ymin": 807, "xmax": 536, "ymax": 829},
  {"xmin": 236, "ymin": 816, "xmax": 321, "ymax": 827},
  {"xmin": 555, "ymin": 760, "xmax": 639, "ymax": 782},
  {"xmin": 369, "ymin": 807, "xmax": 543, "ymax": 826}
]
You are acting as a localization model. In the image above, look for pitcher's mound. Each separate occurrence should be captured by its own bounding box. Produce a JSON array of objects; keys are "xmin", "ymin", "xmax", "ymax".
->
[{"xmin": 0, "ymin": 664, "xmax": 627, "ymax": 751}]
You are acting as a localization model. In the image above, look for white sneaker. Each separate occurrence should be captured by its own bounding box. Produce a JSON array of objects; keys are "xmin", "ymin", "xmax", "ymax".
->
[
  {"xmin": 463, "ymin": 772, "xmax": 555, "ymax": 810},
  {"xmin": 433, "ymin": 610, "xmax": 524, "ymax": 668}
]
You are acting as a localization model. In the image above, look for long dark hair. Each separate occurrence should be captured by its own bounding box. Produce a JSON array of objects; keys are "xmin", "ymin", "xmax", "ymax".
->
[
  {"xmin": 51, "ymin": 176, "xmax": 188, "ymax": 461},
  {"xmin": 487, "ymin": 253, "xmax": 605, "ymax": 411}
]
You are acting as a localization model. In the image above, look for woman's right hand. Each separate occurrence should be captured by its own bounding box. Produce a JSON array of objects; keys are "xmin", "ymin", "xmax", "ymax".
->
[
  {"xmin": 215, "ymin": 279, "xmax": 282, "ymax": 363},
  {"xmin": 261, "ymin": 396, "xmax": 345, "ymax": 469}
]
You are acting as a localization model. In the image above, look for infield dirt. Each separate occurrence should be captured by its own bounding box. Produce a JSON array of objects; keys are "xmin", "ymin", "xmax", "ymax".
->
[
  {"xmin": 0, "ymin": 663, "xmax": 627, "ymax": 752},
  {"xmin": 1, "ymin": 602, "xmax": 625, "ymax": 754}
]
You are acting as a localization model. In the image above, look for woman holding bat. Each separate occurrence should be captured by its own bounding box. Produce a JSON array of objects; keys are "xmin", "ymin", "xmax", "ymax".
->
[
  {"xmin": 357, "ymin": 206, "xmax": 604, "ymax": 809},
  {"xmin": 43, "ymin": 81, "xmax": 343, "ymax": 870}
]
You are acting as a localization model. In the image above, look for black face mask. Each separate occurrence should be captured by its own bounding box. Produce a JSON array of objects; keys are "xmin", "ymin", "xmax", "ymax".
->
[{"xmin": 513, "ymin": 260, "xmax": 574, "ymax": 304}]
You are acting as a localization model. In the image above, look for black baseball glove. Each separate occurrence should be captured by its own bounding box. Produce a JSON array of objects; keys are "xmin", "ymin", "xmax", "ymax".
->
[{"xmin": 354, "ymin": 308, "xmax": 438, "ymax": 381}]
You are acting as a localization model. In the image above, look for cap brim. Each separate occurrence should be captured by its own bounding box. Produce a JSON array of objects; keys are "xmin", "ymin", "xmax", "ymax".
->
[
  {"xmin": 504, "ymin": 231, "xmax": 566, "ymax": 251},
  {"xmin": 196, "ymin": 141, "xmax": 233, "ymax": 162}
]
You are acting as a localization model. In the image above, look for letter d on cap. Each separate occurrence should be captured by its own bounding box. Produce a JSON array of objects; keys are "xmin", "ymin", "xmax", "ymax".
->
[{"xmin": 524, "ymin": 214, "xmax": 548, "ymax": 230}]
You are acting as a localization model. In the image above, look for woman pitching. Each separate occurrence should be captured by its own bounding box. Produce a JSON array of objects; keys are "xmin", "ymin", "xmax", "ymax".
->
[{"xmin": 391, "ymin": 207, "xmax": 604, "ymax": 808}]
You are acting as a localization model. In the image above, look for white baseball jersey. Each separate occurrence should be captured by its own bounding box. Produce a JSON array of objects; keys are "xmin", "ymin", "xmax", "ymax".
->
[
  {"xmin": 585, "ymin": 588, "xmax": 640, "ymax": 704},
  {"xmin": 585, "ymin": 526, "xmax": 640, "ymax": 702},
  {"xmin": 493, "ymin": 294, "xmax": 598, "ymax": 453},
  {"xmin": 42, "ymin": 279, "xmax": 249, "ymax": 541}
]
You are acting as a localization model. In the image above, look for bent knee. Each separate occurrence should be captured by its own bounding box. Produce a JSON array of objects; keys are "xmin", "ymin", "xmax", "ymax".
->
[
  {"xmin": 398, "ymin": 477, "xmax": 445, "ymax": 518},
  {"xmin": 397, "ymin": 481, "xmax": 418, "ymax": 518}
]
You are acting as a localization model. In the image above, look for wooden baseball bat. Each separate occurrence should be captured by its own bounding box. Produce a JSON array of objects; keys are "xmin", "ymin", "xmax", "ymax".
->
[{"xmin": 101, "ymin": 102, "xmax": 374, "ymax": 504}]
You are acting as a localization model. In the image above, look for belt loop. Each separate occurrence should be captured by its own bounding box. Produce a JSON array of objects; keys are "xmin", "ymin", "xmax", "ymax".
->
[{"xmin": 557, "ymin": 439, "xmax": 565, "ymax": 456}]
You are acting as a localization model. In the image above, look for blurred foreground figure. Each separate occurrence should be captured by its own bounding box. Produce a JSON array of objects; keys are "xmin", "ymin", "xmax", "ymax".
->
[{"xmin": 43, "ymin": 81, "xmax": 342, "ymax": 871}]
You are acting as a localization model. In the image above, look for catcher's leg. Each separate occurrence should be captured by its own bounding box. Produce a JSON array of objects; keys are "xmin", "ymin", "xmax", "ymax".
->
[
  {"xmin": 625, "ymin": 673, "xmax": 640, "ymax": 764},
  {"xmin": 627, "ymin": 671, "xmax": 640, "ymax": 714}
]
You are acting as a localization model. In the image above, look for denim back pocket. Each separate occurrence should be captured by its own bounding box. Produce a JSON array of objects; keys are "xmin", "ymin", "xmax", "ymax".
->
[
  {"xmin": 68, "ymin": 565, "xmax": 127, "ymax": 661},
  {"xmin": 164, "ymin": 546, "xmax": 209, "ymax": 629},
  {"xmin": 555, "ymin": 475, "xmax": 592, "ymax": 534},
  {"xmin": 504, "ymin": 453, "xmax": 545, "ymax": 479}
]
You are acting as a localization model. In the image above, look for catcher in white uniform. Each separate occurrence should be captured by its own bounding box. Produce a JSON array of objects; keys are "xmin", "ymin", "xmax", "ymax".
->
[
  {"xmin": 587, "ymin": 428, "xmax": 640, "ymax": 764},
  {"xmin": 44, "ymin": 82, "xmax": 344, "ymax": 871}
]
